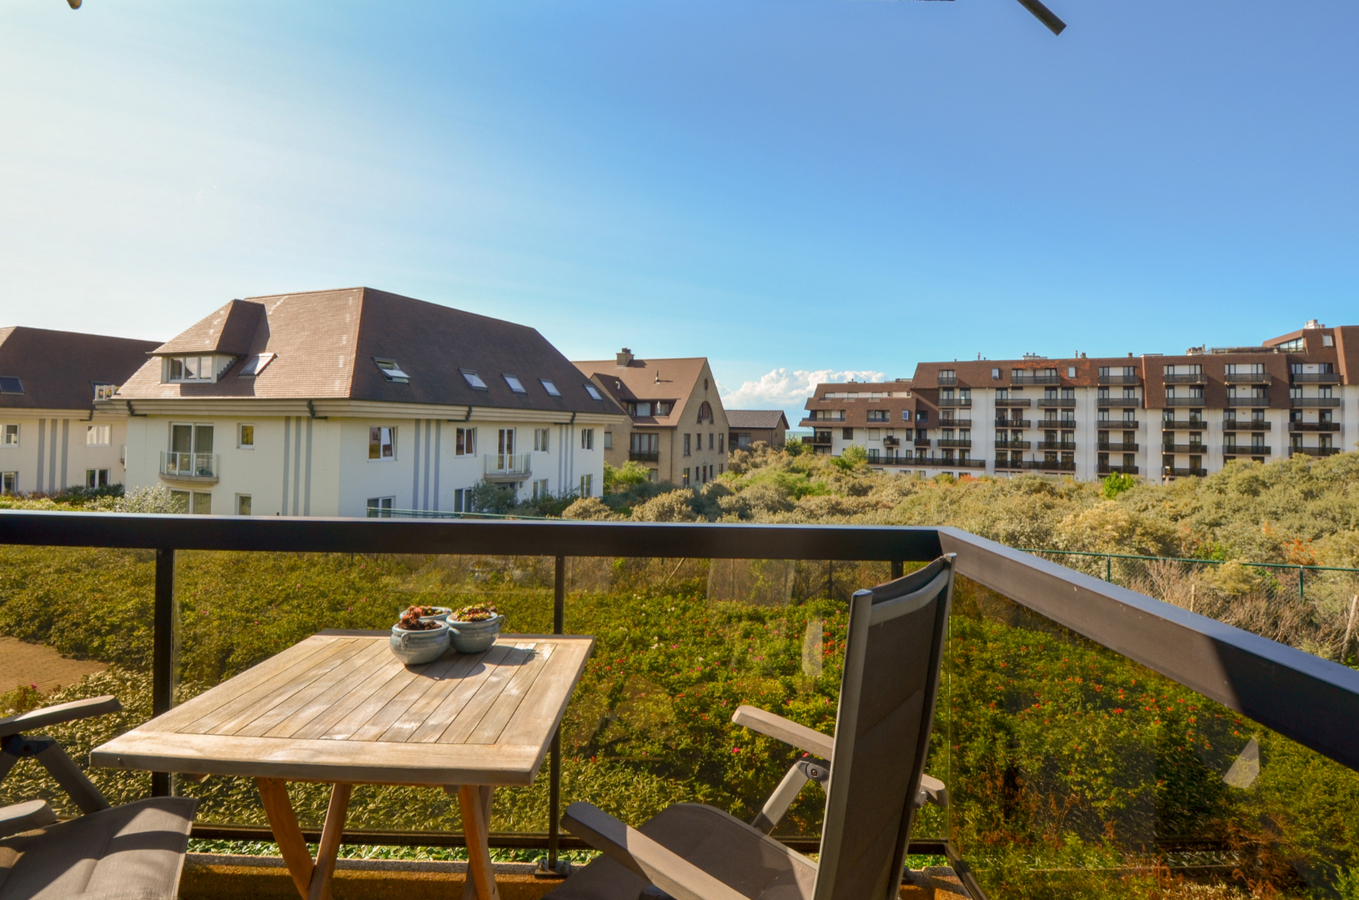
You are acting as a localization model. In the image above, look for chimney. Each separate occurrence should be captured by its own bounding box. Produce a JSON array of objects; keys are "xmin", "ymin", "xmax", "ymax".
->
[
  {"xmin": 616, "ymin": 348, "xmax": 634, "ymax": 367},
  {"xmin": 1305, "ymin": 319, "xmax": 1323, "ymax": 329}
]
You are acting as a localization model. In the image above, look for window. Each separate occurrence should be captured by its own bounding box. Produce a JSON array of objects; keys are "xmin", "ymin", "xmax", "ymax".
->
[
  {"xmin": 461, "ymin": 370, "xmax": 488, "ymax": 390},
  {"xmin": 533, "ymin": 428, "xmax": 550, "ymax": 452},
  {"xmin": 367, "ymin": 497, "xmax": 394, "ymax": 518},
  {"xmin": 166, "ymin": 356, "xmax": 216, "ymax": 382},
  {"xmin": 604, "ymin": 431, "xmax": 613, "ymax": 450},
  {"xmin": 1068, "ymin": 366, "xmax": 1077, "ymax": 377},
  {"xmin": 369, "ymin": 426, "xmax": 396, "ymax": 460},
  {"xmin": 842, "ymin": 427, "xmax": 854, "ymax": 440},
  {"xmin": 868, "ymin": 428, "xmax": 881, "ymax": 440},
  {"xmin": 532, "ymin": 479, "xmax": 550, "ymax": 500},
  {"xmin": 902, "ymin": 410, "xmax": 911, "ymax": 421},
  {"xmin": 373, "ymin": 358, "xmax": 409, "ymax": 382},
  {"xmin": 453, "ymin": 489, "xmax": 469, "ymax": 513},
  {"xmin": 170, "ymin": 490, "xmax": 190, "ymax": 513},
  {"xmin": 867, "ymin": 410, "xmax": 888, "ymax": 422},
  {"xmin": 192, "ymin": 492, "xmax": 212, "ymax": 515},
  {"xmin": 234, "ymin": 494, "xmax": 251, "ymax": 515},
  {"xmin": 504, "ymin": 375, "xmax": 526, "ymax": 393},
  {"xmin": 85, "ymin": 469, "xmax": 110, "ymax": 488},
  {"xmin": 682, "ymin": 468, "xmax": 690, "ymax": 487},
  {"xmin": 579, "ymin": 474, "xmax": 593, "ymax": 498},
  {"xmin": 719, "ymin": 463, "xmax": 724, "ymax": 475},
  {"xmin": 991, "ymin": 368, "xmax": 1000, "ymax": 379},
  {"xmin": 168, "ymin": 424, "xmax": 214, "ymax": 475},
  {"xmin": 540, "ymin": 379, "xmax": 561, "ymax": 397},
  {"xmin": 238, "ymin": 424, "xmax": 255, "ymax": 449},
  {"xmin": 1, "ymin": 424, "xmax": 15, "ymax": 446},
  {"xmin": 580, "ymin": 428, "xmax": 594, "ymax": 450},
  {"xmin": 456, "ymin": 427, "xmax": 476, "ymax": 456},
  {"xmin": 0, "ymin": 377, "xmax": 22, "ymax": 394},
  {"xmin": 1, "ymin": 472, "xmax": 15, "ymax": 494},
  {"xmin": 499, "ymin": 428, "xmax": 516, "ymax": 456},
  {"xmin": 1324, "ymin": 334, "xmax": 1334, "ymax": 347},
  {"xmin": 698, "ymin": 401, "xmax": 713, "ymax": 423},
  {"xmin": 239, "ymin": 353, "xmax": 276, "ymax": 377},
  {"xmin": 718, "ymin": 433, "xmax": 724, "ymax": 453},
  {"xmin": 93, "ymin": 383, "xmax": 117, "ymax": 400},
  {"xmin": 708, "ymin": 433, "xmax": 714, "ymax": 450},
  {"xmin": 584, "ymin": 383, "xmax": 603, "ymax": 401},
  {"xmin": 915, "ymin": 411, "xmax": 928, "ymax": 424},
  {"xmin": 683, "ymin": 433, "xmax": 691, "ymax": 456}
]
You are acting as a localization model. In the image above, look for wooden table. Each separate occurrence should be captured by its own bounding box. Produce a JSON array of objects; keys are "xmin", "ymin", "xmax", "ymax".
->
[{"xmin": 92, "ymin": 630, "xmax": 594, "ymax": 900}]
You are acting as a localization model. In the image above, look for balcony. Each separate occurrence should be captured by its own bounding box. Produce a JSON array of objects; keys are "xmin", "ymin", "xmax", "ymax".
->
[
  {"xmin": 914, "ymin": 437, "xmax": 932, "ymax": 447},
  {"xmin": 1291, "ymin": 446, "xmax": 1342, "ymax": 457},
  {"xmin": 995, "ymin": 459, "xmax": 1076, "ymax": 472},
  {"xmin": 1291, "ymin": 397, "xmax": 1341, "ymax": 408},
  {"xmin": 937, "ymin": 374, "xmax": 957, "ymax": 386},
  {"xmin": 1036, "ymin": 397, "xmax": 1076, "ymax": 408},
  {"xmin": 1097, "ymin": 441, "xmax": 1139, "ymax": 452},
  {"xmin": 1097, "ymin": 464, "xmax": 1139, "ymax": 475},
  {"xmin": 1010, "ymin": 373, "xmax": 1060, "ymax": 386},
  {"xmin": 882, "ymin": 436, "xmax": 900, "ymax": 447},
  {"xmin": 1096, "ymin": 396, "xmax": 1140, "ymax": 408},
  {"xmin": 1164, "ymin": 466, "xmax": 1210, "ymax": 477},
  {"xmin": 1035, "ymin": 440, "xmax": 1077, "ymax": 451},
  {"xmin": 993, "ymin": 439, "xmax": 1031, "ymax": 450},
  {"xmin": 1097, "ymin": 418, "xmax": 1141, "ymax": 430},
  {"xmin": 1164, "ymin": 397, "xmax": 1206, "ymax": 407},
  {"xmin": 1160, "ymin": 418, "xmax": 1206, "ymax": 430},
  {"xmin": 484, "ymin": 453, "xmax": 532, "ymax": 482},
  {"xmin": 878, "ymin": 454, "xmax": 985, "ymax": 469},
  {"xmin": 1224, "ymin": 372, "xmax": 1273, "ymax": 384},
  {"xmin": 1097, "ymin": 373, "xmax": 1140, "ymax": 385},
  {"xmin": 1290, "ymin": 372, "xmax": 1341, "ymax": 384},
  {"xmin": 158, "ymin": 450, "xmax": 218, "ymax": 483},
  {"xmin": 937, "ymin": 439, "xmax": 972, "ymax": 449},
  {"xmin": 628, "ymin": 449, "xmax": 660, "ymax": 463},
  {"xmin": 1223, "ymin": 419, "xmax": 1272, "ymax": 432},
  {"xmin": 995, "ymin": 417, "xmax": 1032, "ymax": 428},
  {"xmin": 1228, "ymin": 396, "xmax": 1270, "ymax": 407},
  {"xmin": 1162, "ymin": 443, "xmax": 1208, "ymax": 454},
  {"xmin": 1223, "ymin": 445, "xmax": 1271, "ymax": 456},
  {"xmin": 1288, "ymin": 421, "xmax": 1340, "ymax": 432},
  {"xmin": 993, "ymin": 397, "xmax": 1031, "ymax": 407},
  {"xmin": 1163, "ymin": 373, "xmax": 1207, "ymax": 384},
  {"xmin": 808, "ymin": 433, "xmax": 832, "ymax": 446},
  {"xmin": 937, "ymin": 397, "xmax": 972, "ymax": 408},
  {"xmin": 938, "ymin": 417, "xmax": 972, "ymax": 428}
]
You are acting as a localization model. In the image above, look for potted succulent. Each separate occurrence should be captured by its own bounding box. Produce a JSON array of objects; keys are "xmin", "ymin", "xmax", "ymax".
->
[
  {"xmin": 446, "ymin": 601, "xmax": 504, "ymax": 654},
  {"xmin": 409, "ymin": 605, "xmax": 452, "ymax": 624},
  {"xmin": 389, "ymin": 605, "xmax": 450, "ymax": 665}
]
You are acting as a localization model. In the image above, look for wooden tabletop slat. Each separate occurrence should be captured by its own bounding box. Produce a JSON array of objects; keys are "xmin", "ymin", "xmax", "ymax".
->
[{"xmin": 92, "ymin": 633, "xmax": 594, "ymax": 787}]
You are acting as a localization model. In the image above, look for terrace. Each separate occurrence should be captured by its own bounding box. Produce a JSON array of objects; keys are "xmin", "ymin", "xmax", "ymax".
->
[{"xmin": 2, "ymin": 511, "xmax": 1358, "ymax": 900}]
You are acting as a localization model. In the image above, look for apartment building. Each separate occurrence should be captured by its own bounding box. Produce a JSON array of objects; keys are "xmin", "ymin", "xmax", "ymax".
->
[
  {"xmin": 106, "ymin": 288, "xmax": 627, "ymax": 516},
  {"xmin": 0, "ymin": 327, "xmax": 159, "ymax": 495},
  {"xmin": 800, "ymin": 320, "xmax": 1359, "ymax": 481},
  {"xmin": 574, "ymin": 349, "xmax": 729, "ymax": 487}
]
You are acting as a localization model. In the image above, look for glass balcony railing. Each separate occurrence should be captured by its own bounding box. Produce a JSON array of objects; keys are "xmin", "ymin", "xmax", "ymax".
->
[
  {"xmin": 158, "ymin": 450, "xmax": 218, "ymax": 482},
  {"xmin": 484, "ymin": 453, "xmax": 532, "ymax": 481},
  {"xmin": 2, "ymin": 513, "xmax": 1356, "ymax": 899}
]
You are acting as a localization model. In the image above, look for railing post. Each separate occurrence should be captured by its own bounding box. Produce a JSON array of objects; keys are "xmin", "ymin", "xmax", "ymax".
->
[
  {"xmin": 892, "ymin": 560, "xmax": 903, "ymax": 580},
  {"xmin": 1106, "ymin": 557, "xmax": 1112, "ymax": 583},
  {"xmin": 1299, "ymin": 566, "xmax": 1305, "ymax": 602},
  {"xmin": 152, "ymin": 548, "xmax": 178, "ymax": 797},
  {"xmin": 543, "ymin": 554, "xmax": 566, "ymax": 875}
]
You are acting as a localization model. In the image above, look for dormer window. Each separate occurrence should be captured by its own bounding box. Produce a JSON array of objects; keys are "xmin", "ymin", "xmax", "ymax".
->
[
  {"xmin": 503, "ymin": 375, "xmax": 526, "ymax": 393},
  {"xmin": 374, "ymin": 358, "xmax": 409, "ymax": 383},
  {"xmin": 166, "ymin": 356, "xmax": 216, "ymax": 383},
  {"xmin": 540, "ymin": 379, "xmax": 561, "ymax": 397},
  {"xmin": 240, "ymin": 353, "xmax": 276, "ymax": 378},
  {"xmin": 93, "ymin": 383, "xmax": 117, "ymax": 400},
  {"xmin": 584, "ymin": 383, "xmax": 603, "ymax": 401},
  {"xmin": 462, "ymin": 370, "xmax": 488, "ymax": 390}
]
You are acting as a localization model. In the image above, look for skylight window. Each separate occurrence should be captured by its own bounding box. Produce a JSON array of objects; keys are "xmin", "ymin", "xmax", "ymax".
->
[
  {"xmin": 504, "ymin": 374, "xmax": 526, "ymax": 393},
  {"xmin": 462, "ymin": 370, "xmax": 488, "ymax": 390},
  {"xmin": 584, "ymin": 383, "xmax": 603, "ymax": 401},
  {"xmin": 540, "ymin": 379, "xmax": 561, "ymax": 397},
  {"xmin": 0, "ymin": 377, "xmax": 22, "ymax": 394},
  {"xmin": 374, "ymin": 358, "xmax": 409, "ymax": 383},
  {"xmin": 240, "ymin": 353, "xmax": 277, "ymax": 378}
]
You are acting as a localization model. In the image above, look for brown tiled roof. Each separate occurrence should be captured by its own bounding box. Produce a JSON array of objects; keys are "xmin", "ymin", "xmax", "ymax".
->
[
  {"xmin": 151, "ymin": 299, "xmax": 265, "ymax": 356},
  {"xmin": 117, "ymin": 287, "xmax": 621, "ymax": 414},
  {"xmin": 572, "ymin": 356, "xmax": 710, "ymax": 426},
  {"xmin": 0, "ymin": 327, "xmax": 159, "ymax": 411},
  {"xmin": 726, "ymin": 409, "xmax": 789, "ymax": 429},
  {"xmin": 801, "ymin": 381, "xmax": 927, "ymax": 428}
]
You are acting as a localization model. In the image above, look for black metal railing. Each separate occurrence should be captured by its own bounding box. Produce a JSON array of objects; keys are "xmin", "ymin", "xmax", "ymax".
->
[
  {"xmin": 1288, "ymin": 421, "xmax": 1339, "ymax": 432},
  {"xmin": 994, "ymin": 418, "xmax": 1032, "ymax": 428},
  {"xmin": 1035, "ymin": 397, "xmax": 1076, "ymax": 408},
  {"xmin": 1290, "ymin": 446, "xmax": 1342, "ymax": 457},
  {"xmin": 1290, "ymin": 372, "xmax": 1341, "ymax": 384},
  {"xmin": 993, "ymin": 398, "xmax": 1031, "ymax": 407},
  {"xmin": 1097, "ymin": 373, "xmax": 1140, "ymax": 385},
  {"xmin": 1096, "ymin": 464, "xmax": 1139, "ymax": 475},
  {"xmin": 628, "ymin": 450, "xmax": 660, "ymax": 463},
  {"xmin": 1223, "ymin": 445, "xmax": 1271, "ymax": 456},
  {"xmin": 1224, "ymin": 372, "xmax": 1272, "ymax": 384},
  {"xmin": 1223, "ymin": 419, "xmax": 1271, "ymax": 431},
  {"xmin": 1163, "ymin": 373, "xmax": 1207, "ymax": 384},
  {"xmin": 993, "ymin": 439, "xmax": 1030, "ymax": 450},
  {"xmin": 1291, "ymin": 397, "xmax": 1341, "ymax": 408},
  {"xmin": 1096, "ymin": 442, "xmax": 1138, "ymax": 452},
  {"xmin": 1161, "ymin": 418, "xmax": 1206, "ymax": 430},
  {"xmin": 1010, "ymin": 373, "xmax": 1060, "ymax": 386}
]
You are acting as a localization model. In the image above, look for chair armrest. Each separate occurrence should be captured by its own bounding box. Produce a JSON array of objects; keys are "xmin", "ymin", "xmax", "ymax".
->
[
  {"xmin": 731, "ymin": 705, "xmax": 833, "ymax": 759},
  {"xmin": 0, "ymin": 799, "xmax": 58, "ymax": 838},
  {"xmin": 0, "ymin": 696, "xmax": 122, "ymax": 738},
  {"xmin": 917, "ymin": 774, "xmax": 948, "ymax": 809},
  {"xmin": 562, "ymin": 802, "xmax": 748, "ymax": 900}
]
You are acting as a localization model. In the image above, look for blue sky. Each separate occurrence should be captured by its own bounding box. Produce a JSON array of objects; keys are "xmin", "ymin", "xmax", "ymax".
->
[{"xmin": 3, "ymin": 1, "xmax": 1357, "ymax": 424}]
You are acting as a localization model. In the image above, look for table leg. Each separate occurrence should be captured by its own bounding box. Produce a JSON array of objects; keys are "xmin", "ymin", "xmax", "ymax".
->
[
  {"xmin": 257, "ymin": 777, "xmax": 314, "ymax": 900},
  {"xmin": 457, "ymin": 784, "xmax": 500, "ymax": 900},
  {"xmin": 309, "ymin": 782, "xmax": 352, "ymax": 900}
]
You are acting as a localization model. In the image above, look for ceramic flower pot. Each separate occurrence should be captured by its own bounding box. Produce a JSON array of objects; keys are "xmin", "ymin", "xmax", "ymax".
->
[
  {"xmin": 414, "ymin": 606, "xmax": 452, "ymax": 624},
  {"xmin": 389, "ymin": 621, "xmax": 450, "ymax": 665},
  {"xmin": 447, "ymin": 615, "xmax": 503, "ymax": 654}
]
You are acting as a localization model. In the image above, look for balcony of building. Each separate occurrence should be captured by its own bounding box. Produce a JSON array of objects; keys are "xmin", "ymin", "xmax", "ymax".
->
[
  {"xmin": 4, "ymin": 513, "xmax": 1359, "ymax": 900},
  {"xmin": 878, "ymin": 454, "xmax": 985, "ymax": 469},
  {"xmin": 1223, "ymin": 445, "xmax": 1271, "ymax": 457},
  {"xmin": 1096, "ymin": 441, "xmax": 1139, "ymax": 452},
  {"xmin": 1161, "ymin": 417, "xmax": 1206, "ymax": 430},
  {"xmin": 1163, "ymin": 373, "xmax": 1207, "ymax": 384},
  {"xmin": 1096, "ymin": 463, "xmax": 1139, "ymax": 475},
  {"xmin": 628, "ymin": 450, "xmax": 660, "ymax": 463},
  {"xmin": 993, "ymin": 439, "xmax": 1031, "ymax": 450},
  {"xmin": 1097, "ymin": 418, "xmax": 1142, "ymax": 430},
  {"xmin": 994, "ymin": 417, "xmax": 1032, "ymax": 429},
  {"xmin": 937, "ymin": 397, "xmax": 973, "ymax": 408},
  {"xmin": 1097, "ymin": 373, "xmax": 1141, "ymax": 385},
  {"xmin": 1290, "ymin": 446, "xmax": 1342, "ymax": 458},
  {"xmin": 1291, "ymin": 397, "xmax": 1341, "ymax": 408},
  {"xmin": 1165, "ymin": 397, "xmax": 1206, "ymax": 407},
  {"xmin": 1164, "ymin": 466, "xmax": 1210, "ymax": 477},
  {"xmin": 1223, "ymin": 418, "xmax": 1272, "ymax": 432},
  {"xmin": 882, "ymin": 436, "xmax": 901, "ymax": 448},
  {"xmin": 1224, "ymin": 372, "xmax": 1273, "ymax": 384},
  {"xmin": 1228, "ymin": 396, "xmax": 1270, "ymax": 407},
  {"xmin": 1162, "ymin": 443, "xmax": 1208, "ymax": 454},
  {"xmin": 937, "ymin": 373, "xmax": 958, "ymax": 386},
  {"xmin": 158, "ymin": 450, "xmax": 219, "ymax": 484},
  {"xmin": 808, "ymin": 433, "xmax": 833, "ymax": 446},
  {"xmin": 1010, "ymin": 373, "xmax": 1060, "ymax": 386},
  {"xmin": 996, "ymin": 459, "xmax": 1076, "ymax": 473},
  {"xmin": 1290, "ymin": 372, "xmax": 1341, "ymax": 384},
  {"xmin": 1035, "ymin": 397, "xmax": 1076, "ymax": 408},
  {"xmin": 1035, "ymin": 440, "xmax": 1077, "ymax": 451},
  {"xmin": 484, "ymin": 453, "xmax": 533, "ymax": 482},
  {"xmin": 938, "ymin": 416, "xmax": 973, "ymax": 428},
  {"xmin": 1096, "ymin": 396, "xmax": 1141, "ymax": 409},
  {"xmin": 993, "ymin": 398, "xmax": 1031, "ymax": 408},
  {"xmin": 914, "ymin": 436, "xmax": 932, "ymax": 447},
  {"xmin": 1288, "ymin": 421, "xmax": 1340, "ymax": 432},
  {"xmin": 937, "ymin": 439, "xmax": 972, "ymax": 449}
]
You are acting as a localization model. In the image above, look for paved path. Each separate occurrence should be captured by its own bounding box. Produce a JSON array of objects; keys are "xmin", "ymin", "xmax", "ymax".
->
[{"xmin": 0, "ymin": 637, "xmax": 106, "ymax": 694}]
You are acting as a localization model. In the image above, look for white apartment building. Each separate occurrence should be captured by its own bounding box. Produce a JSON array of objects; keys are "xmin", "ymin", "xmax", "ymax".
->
[
  {"xmin": 0, "ymin": 327, "xmax": 159, "ymax": 495},
  {"xmin": 106, "ymin": 288, "xmax": 627, "ymax": 516},
  {"xmin": 801, "ymin": 320, "xmax": 1359, "ymax": 482}
]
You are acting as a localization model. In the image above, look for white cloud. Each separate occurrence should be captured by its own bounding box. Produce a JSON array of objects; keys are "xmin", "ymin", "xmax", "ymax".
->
[{"xmin": 718, "ymin": 367, "xmax": 886, "ymax": 410}]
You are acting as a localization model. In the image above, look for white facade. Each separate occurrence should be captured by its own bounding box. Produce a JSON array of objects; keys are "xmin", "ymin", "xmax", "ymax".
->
[
  {"xmin": 123, "ymin": 404, "xmax": 611, "ymax": 517},
  {"xmin": 0, "ymin": 409, "xmax": 132, "ymax": 494}
]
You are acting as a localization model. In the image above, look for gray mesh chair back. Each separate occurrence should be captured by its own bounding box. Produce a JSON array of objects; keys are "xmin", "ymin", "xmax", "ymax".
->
[{"xmin": 813, "ymin": 554, "xmax": 955, "ymax": 900}]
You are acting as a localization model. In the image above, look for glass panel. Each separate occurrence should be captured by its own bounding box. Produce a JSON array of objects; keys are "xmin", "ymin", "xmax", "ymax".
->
[
  {"xmin": 171, "ymin": 424, "xmax": 192, "ymax": 454},
  {"xmin": 194, "ymin": 425, "xmax": 213, "ymax": 454},
  {"xmin": 192, "ymin": 492, "xmax": 212, "ymax": 515}
]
